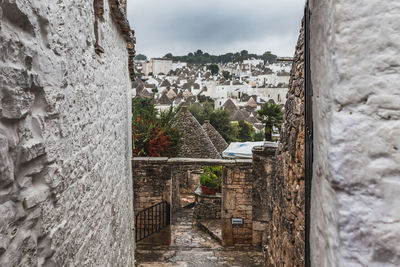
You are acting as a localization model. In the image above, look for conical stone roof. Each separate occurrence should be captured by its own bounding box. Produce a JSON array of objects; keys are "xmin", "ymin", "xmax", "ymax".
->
[
  {"xmin": 223, "ymin": 98, "xmax": 238, "ymax": 113},
  {"xmin": 172, "ymin": 108, "xmax": 221, "ymax": 159},
  {"xmin": 202, "ymin": 120, "xmax": 228, "ymax": 155}
]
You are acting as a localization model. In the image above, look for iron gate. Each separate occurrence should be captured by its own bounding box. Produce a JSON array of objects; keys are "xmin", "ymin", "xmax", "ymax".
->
[
  {"xmin": 304, "ymin": 1, "xmax": 313, "ymax": 267},
  {"xmin": 135, "ymin": 201, "xmax": 170, "ymax": 242}
]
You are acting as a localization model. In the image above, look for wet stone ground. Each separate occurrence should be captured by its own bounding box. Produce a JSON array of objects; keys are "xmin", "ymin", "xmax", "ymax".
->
[{"xmin": 135, "ymin": 208, "xmax": 264, "ymax": 267}]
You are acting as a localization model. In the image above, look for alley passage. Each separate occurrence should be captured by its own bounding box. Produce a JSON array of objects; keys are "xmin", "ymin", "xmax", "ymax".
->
[{"xmin": 135, "ymin": 208, "xmax": 264, "ymax": 267}]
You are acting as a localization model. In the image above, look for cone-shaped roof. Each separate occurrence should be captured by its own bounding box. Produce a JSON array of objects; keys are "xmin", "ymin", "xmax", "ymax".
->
[
  {"xmin": 247, "ymin": 97, "xmax": 258, "ymax": 108},
  {"xmin": 223, "ymin": 98, "xmax": 238, "ymax": 113},
  {"xmin": 172, "ymin": 108, "xmax": 221, "ymax": 159},
  {"xmin": 202, "ymin": 120, "xmax": 228, "ymax": 155},
  {"xmin": 167, "ymin": 88, "xmax": 177, "ymax": 99},
  {"xmin": 245, "ymin": 113, "xmax": 260, "ymax": 124},
  {"xmin": 232, "ymin": 110, "xmax": 248, "ymax": 121},
  {"xmin": 157, "ymin": 93, "xmax": 172, "ymax": 105}
]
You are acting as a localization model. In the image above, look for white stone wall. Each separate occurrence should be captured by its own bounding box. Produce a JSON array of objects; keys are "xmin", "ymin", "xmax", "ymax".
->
[
  {"xmin": 310, "ymin": 1, "xmax": 400, "ymax": 266},
  {"xmin": 0, "ymin": 0, "xmax": 134, "ymax": 266}
]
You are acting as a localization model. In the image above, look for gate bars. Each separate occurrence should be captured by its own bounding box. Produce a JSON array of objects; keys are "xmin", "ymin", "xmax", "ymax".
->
[{"xmin": 135, "ymin": 201, "xmax": 171, "ymax": 242}]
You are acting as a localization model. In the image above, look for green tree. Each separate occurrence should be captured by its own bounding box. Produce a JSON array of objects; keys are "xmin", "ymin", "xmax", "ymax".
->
[
  {"xmin": 258, "ymin": 103, "xmax": 283, "ymax": 141},
  {"xmin": 209, "ymin": 108, "xmax": 236, "ymax": 143},
  {"xmin": 164, "ymin": 53, "xmax": 173, "ymax": 59},
  {"xmin": 188, "ymin": 102, "xmax": 236, "ymax": 143},
  {"xmin": 262, "ymin": 51, "xmax": 278, "ymax": 64},
  {"xmin": 135, "ymin": 54, "xmax": 147, "ymax": 61},
  {"xmin": 195, "ymin": 49, "xmax": 203, "ymax": 56},
  {"xmin": 252, "ymin": 130, "xmax": 265, "ymax": 141},
  {"xmin": 237, "ymin": 120, "xmax": 255, "ymax": 142},
  {"xmin": 222, "ymin": 71, "xmax": 232, "ymax": 80},
  {"xmin": 207, "ymin": 64, "xmax": 219, "ymax": 75},
  {"xmin": 240, "ymin": 50, "xmax": 249, "ymax": 56}
]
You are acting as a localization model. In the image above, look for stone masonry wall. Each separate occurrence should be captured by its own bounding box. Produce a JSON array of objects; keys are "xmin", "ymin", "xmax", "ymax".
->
[
  {"xmin": 251, "ymin": 145, "xmax": 277, "ymax": 248},
  {"xmin": 222, "ymin": 161, "xmax": 254, "ymax": 246},
  {"xmin": 132, "ymin": 158, "xmax": 172, "ymax": 213},
  {"xmin": 310, "ymin": 1, "xmax": 400, "ymax": 266},
  {"xmin": 256, "ymin": 24, "xmax": 305, "ymax": 266},
  {"xmin": 133, "ymin": 158, "xmax": 256, "ymax": 247},
  {"xmin": 193, "ymin": 190, "xmax": 222, "ymax": 220},
  {"xmin": 0, "ymin": 0, "xmax": 134, "ymax": 266}
]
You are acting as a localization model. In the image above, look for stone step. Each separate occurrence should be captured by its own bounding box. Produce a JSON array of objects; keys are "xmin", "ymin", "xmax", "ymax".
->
[{"xmin": 195, "ymin": 220, "xmax": 222, "ymax": 245}]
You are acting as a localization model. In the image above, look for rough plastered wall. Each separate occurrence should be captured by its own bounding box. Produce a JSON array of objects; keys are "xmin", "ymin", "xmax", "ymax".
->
[
  {"xmin": 310, "ymin": 1, "xmax": 400, "ymax": 266},
  {"xmin": 0, "ymin": 0, "xmax": 134, "ymax": 266}
]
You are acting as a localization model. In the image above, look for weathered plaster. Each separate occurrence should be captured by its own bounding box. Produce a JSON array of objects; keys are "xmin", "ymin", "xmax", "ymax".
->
[
  {"xmin": 0, "ymin": 0, "xmax": 134, "ymax": 266},
  {"xmin": 310, "ymin": 1, "xmax": 400, "ymax": 266}
]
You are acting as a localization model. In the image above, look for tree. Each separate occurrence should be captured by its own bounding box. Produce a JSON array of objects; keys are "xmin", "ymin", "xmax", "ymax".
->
[
  {"xmin": 207, "ymin": 64, "xmax": 219, "ymax": 75},
  {"xmin": 164, "ymin": 53, "xmax": 173, "ymax": 59},
  {"xmin": 209, "ymin": 108, "xmax": 236, "ymax": 143},
  {"xmin": 195, "ymin": 49, "xmax": 203, "ymax": 56},
  {"xmin": 237, "ymin": 120, "xmax": 254, "ymax": 142},
  {"xmin": 240, "ymin": 50, "xmax": 249, "ymax": 56},
  {"xmin": 252, "ymin": 130, "xmax": 265, "ymax": 141},
  {"xmin": 258, "ymin": 103, "xmax": 283, "ymax": 141},
  {"xmin": 135, "ymin": 54, "xmax": 147, "ymax": 61},
  {"xmin": 262, "ymin": 51, "xmax": 277, "ymax": 64},
  {"xmin": 188, "ymin": 102, "xmax": 236, "ymax": 143},
  {"xmin": 222, "ymin": 71, "xmax": 232, "ymax": 80}
]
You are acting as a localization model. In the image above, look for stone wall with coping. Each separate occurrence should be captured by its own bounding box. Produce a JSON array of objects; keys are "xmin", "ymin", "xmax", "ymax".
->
[
  {"xmin": 0, "ymin": 0, "xmax": 134, "ymax": 266},
  {"xmin": 193, "ymin": 188, "xmax": 222, "ymax": 220},
  {"xmin": 310, "ymin": 1, "xmax": 400, "ymax": 266},
  {"xmin": 132, "ymin": 157, "xmax": 256, "ymax": 247},
  {"xmin": 221, "ymin": 160, "xmax": 254, "ymax": 246},
  {"xmin": 132, "ymin": 158, "xmax": 172, "ymax": 213}
]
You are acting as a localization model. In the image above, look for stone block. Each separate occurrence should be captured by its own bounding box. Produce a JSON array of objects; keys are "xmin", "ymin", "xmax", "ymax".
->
[
  {"xmin": 0, "ymin": 132, "xmax": 14, "ymax": 188},
  {"xmin": 21, "ymin": 139, "xmax": 46, "ymax": 163},
  {"xmin": 0, "ymin": 88, "xmax": 34, "ymax": 119}
]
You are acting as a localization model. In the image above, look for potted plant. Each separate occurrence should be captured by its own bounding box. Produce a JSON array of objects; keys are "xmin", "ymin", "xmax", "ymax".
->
[{"xmin": 199, "ymin": 166, "xmax": 222, "ymax": 195}]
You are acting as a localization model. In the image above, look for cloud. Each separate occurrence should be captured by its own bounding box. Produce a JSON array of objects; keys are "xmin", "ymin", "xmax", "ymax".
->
[{"xmin": 127, "ymin": 0, "xmax": 305, "ymax": 58}]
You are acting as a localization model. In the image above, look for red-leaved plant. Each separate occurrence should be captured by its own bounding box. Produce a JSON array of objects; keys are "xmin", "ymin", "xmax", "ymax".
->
[{"xmin": 132, "ymin": 98, "xmax": 181, "ymax": 157}]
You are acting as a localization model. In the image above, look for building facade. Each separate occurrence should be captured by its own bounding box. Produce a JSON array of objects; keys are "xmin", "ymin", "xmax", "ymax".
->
[
  {"xmin": 309, "ymin": 1, "xmax": 400, "ymax": 266},
  {"xmin": 0, "ymin": 0, "xmax": 135, "ymax": 266},
  {"xmin": 143, "ymin": 58, "xmax": 173, "ymax": 76}
]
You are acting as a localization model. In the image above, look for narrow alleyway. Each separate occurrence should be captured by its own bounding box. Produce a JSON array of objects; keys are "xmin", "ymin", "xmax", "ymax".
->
[{"xmin": 135, "ymin": 208, "xmax": 264, "ymax": 267}]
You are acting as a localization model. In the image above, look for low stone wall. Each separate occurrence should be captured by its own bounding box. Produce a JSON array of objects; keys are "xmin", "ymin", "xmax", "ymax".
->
[
  {"xmin": 175, "ymin": 166, "xmax": 203, "ymax": 195},
  {"xmin": 132, "ymin": 158, "xmax": 256, "ymax": 247},
  {"xmin": 132, "ymin": 158, "xmax": 172, "ymax": 245},
  {"xmin": 132, "ymin": 158, "xmax": 172, "ymax": 213},
  {"xmin": 221, "ymin": 160, "xmax": 254, "ymax": 246},
  {"xmin": 193, "ymin": 187, "xmax": 222, "ymax": 220}
]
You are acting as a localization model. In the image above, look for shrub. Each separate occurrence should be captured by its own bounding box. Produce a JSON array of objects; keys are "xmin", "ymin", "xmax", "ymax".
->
[
  {"xmin": 200, "ymin": 166, "xmax": 222, "ymax": 190},
  {"xmin": 132, "ymin": 98, "xmax": 181, "ymax": 157}
]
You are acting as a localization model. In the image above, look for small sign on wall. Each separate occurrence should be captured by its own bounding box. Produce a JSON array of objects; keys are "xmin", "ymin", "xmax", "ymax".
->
[{"xmin": 231, "ymin": 218, "xmax": 244, "ymax": 225}]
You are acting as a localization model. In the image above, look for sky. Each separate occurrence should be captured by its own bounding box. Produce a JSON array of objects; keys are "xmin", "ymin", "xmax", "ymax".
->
[{"xmin": 127, "ymin": 0, "xmax": 305, "ymax": 58}]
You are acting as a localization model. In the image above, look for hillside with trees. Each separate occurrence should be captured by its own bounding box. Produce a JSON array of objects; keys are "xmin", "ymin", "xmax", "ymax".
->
[{"xmin": 163, "ymin": 50, "xmax": 277, "ymax": 64}]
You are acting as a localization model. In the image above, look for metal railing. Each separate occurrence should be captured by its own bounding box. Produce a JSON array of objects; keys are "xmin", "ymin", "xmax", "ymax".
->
[{"xmin": 135, "ymin": 201, "xmax": 170, "ymax": 242}]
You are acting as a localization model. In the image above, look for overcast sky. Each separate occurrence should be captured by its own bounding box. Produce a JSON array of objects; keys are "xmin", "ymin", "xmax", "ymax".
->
[{"xmin": 127, "ymin": 0, "xmax": 305, "ymax": 58}]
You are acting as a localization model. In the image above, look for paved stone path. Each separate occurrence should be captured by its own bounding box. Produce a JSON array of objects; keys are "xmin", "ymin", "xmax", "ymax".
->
[{"xmin": 135, "ymin": 208, "xmax": 264, "ymax": 267}]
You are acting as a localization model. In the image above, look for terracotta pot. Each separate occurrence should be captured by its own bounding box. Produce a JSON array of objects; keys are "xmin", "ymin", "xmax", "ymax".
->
[{"xmin": 201, "ymin": 186, "xmax": 216, "ymax": 195}]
